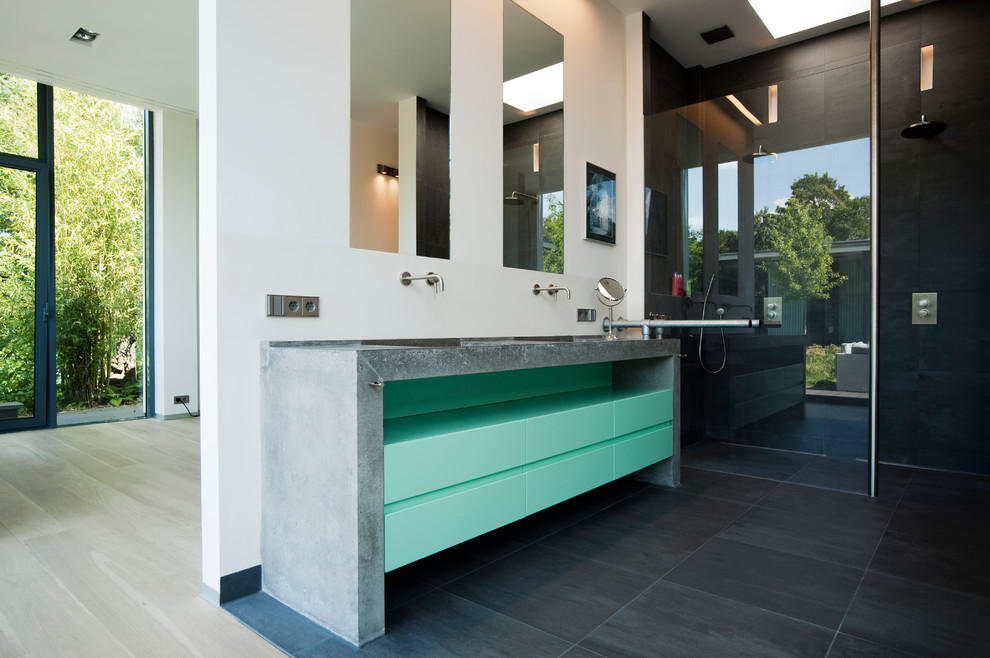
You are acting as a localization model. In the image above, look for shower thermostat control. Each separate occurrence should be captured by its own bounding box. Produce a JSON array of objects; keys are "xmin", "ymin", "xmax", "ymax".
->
[
  {"xmin": 763, "ymin": 297, "xmax": 782, "ymax": 326},
  {"xmin": 912, "ymin": 292, "xmax": 937, "ymax": 325}
]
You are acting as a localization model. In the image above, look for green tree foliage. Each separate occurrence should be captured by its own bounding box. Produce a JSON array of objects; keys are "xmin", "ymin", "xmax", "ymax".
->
[
  {"xmin": 0, "ymin": 74, "xmax": 41, "ymax": 413},
  {"xmin": 54, "ymin": 88, "xmax": 144, "ymax": 408},
  {"xmin": 761, "ymin": 199, "xmax": 845, "ymax": 300},
  {"xmin": 788, "ymin": 173, "xmax": 869, "ymax": 241},
  {"xmin": 753, "ymin": 172, "xmax": 869, "ymax": 300},
  {"xmin": 542, "ymin": 194, "xmax": 563, "ymax": 274},
  {"xmin": 0, "ymin": 75, "xmax": 144, "ymax": 412},
  {"xmin": 687, "ymin": 229, "xmax": 703, "ymax": 294}
]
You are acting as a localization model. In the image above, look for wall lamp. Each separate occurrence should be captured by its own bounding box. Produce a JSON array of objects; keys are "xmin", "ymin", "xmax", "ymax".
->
[{"xmin": 377, "ymin": 164, "xmax": 398, "ymax": 178}]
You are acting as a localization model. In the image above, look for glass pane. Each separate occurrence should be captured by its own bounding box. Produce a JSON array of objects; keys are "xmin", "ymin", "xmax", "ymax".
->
[
  {"xmin": 53, "ymin": 88, "xmax": 146, "ymax": 424},
  {"xmin": 0, "ymin": 168, "xmax": 37, "ymax": 419},
  {"xmin": 649, "ymin": 66, "xmax": 870, "ymax": 494},
  {"xmin": 0, "ymin": 73, "xmax": 39, "ymax": 159}
]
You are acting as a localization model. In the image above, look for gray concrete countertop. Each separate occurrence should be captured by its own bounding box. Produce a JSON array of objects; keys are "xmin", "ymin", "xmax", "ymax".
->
[{"xmin": 262, "ymin": 336, "xmax": 680, "ymax": 382}]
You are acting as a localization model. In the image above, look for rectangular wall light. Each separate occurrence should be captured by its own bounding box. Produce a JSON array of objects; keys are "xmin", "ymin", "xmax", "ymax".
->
[
  {"xmin": 725, "ymin": 94, "xmax": 762, "ymax": 126},
  {"xmin": 768, "ymin": 84, "xmax": 778, "ymax": 124},
  {"xmin": 921, "ymin": 44, "xmax": 934, "ymax": 91}
]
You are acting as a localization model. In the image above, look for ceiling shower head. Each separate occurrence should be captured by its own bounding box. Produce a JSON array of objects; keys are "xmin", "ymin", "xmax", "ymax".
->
[
  {"xmin": 504, "ymin": 191, "xmax": 538, "ymax": 205},
  {"xmin": 901, "ymin": 115, "xmax": 947, "ymax": 139},
  {"xmin": 743, "ymin": 145, "xmax": 777, "ymax": 163}
]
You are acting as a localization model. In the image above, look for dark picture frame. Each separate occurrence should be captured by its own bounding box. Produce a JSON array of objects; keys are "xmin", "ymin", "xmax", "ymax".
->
[{"xmin": 586, "ymin": 163, "xmax": 616, "ymax": 244}]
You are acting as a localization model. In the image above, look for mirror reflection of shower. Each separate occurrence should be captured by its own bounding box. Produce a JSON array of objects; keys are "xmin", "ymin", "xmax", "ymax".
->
[
  {"xmin": 503, "ymin": 191, "xmax": 538, "ymax": 205},
  {"xmin": 503, "ymin": 0, "xmax": 564, "ymax": 274}
]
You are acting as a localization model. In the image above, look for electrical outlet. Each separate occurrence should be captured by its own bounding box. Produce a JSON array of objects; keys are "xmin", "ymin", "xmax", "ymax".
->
[
  {"xmin": 173, "ymin": 395, "xmax": 189, "ymax": 404},
  {"xmin": 301, "ymin": 296, "xmax": 320, "ymax": 317},
  {"xmin": 266, "ymin": 294, "xmax": 319, "ymax": 317},
  {"xmin": 284, "ymin": 296, "xmax": 303, "ymax": 317}
]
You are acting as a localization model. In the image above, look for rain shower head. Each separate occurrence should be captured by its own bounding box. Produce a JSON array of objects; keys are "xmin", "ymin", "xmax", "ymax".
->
[
  {"xmin": 901, "ymin": 115, "xmax": 947, "ymax": 139},
  {"xmin": 504, "ymin": 191, "xmax": 538, "ymax": 205},
  {"xmin": 743, "ymin": 145, "xmax": 777, "ymax": 163}
]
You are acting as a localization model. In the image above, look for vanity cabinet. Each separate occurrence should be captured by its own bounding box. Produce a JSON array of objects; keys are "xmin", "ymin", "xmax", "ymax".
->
[
  {"xmin": 260, "ymin": 338, "xmax": 679, "ymax": 646},
  {"xmin": 382, "ymin": 363, "xmax": 673, "ymax": 570}
]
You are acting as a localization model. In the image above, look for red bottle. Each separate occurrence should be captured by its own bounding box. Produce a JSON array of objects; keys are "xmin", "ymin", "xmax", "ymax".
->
[{"xmin": 671, "ymin": 272, "xmax": 684, "ymax": 296}]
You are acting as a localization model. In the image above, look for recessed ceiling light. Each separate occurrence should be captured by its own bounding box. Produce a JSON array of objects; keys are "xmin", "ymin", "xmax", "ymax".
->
[
  {"xmin": 504, "ymin": 62, "xmax": 563, "ymax": 113},
  {"xmin": 747, "ymin": 0, "xmax": 899, "ymax": 39},
  {"xmin": 70, "ymin": 27, "xmax": 100, "ymax": 44}
]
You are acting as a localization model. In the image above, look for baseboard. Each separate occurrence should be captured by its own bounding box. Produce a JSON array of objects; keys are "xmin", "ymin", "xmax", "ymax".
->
[
  {"xmin": 156, "ymin": 412, "xmax": 199, "ymax": 420},
  {"xmin": 219, "ymin": 565, "xmax": 262, "ymax": 604},
  {"xmin": 200, "ymin": 583, "xmax": 220, "ymax": 607}
]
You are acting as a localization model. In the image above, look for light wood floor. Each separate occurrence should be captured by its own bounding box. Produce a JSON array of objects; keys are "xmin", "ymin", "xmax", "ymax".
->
[{"xmin": 0, "ymin": 418, "xmax": 281, "ymax": 657}]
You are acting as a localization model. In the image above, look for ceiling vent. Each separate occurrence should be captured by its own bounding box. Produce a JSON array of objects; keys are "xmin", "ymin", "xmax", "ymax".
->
[{"xmin": 700, "ymin": 25, "xmax": 735, "ymax": 45}]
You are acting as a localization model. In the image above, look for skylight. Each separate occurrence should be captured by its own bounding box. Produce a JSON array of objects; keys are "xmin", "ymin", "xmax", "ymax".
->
[
  {"xmin": 503, "ymin": 62, "xmax": 563, "ymax": 113},
  {"xmin": 747, "ymin": 0, "xmax": 900, "ymax": 39}
]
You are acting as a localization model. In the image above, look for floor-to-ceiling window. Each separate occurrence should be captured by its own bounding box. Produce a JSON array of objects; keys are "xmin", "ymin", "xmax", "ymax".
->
[{"xmin": 0, "ymin": 73, "xmax": 150, "ymax": 430}]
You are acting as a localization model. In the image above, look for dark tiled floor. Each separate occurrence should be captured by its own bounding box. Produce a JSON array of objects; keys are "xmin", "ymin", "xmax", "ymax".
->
[{"xmin": 227, "ymin": 466, "xmax": 990, "ymax": 657}]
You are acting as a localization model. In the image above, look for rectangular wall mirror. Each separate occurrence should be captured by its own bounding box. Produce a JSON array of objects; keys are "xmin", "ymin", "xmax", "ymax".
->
[
  {"xmin": 350, "ymin": 0, "xmax": 451, "ymax": 259},
  {"xmin": 502, "ymin": 0, "xmax": 563, "ymax": 273}
]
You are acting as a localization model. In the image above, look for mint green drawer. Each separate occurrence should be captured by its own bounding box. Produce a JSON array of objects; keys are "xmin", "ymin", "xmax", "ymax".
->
[
  {"xmin": 526, "ymin": 402, "xmax": 613, "ymax": 463},
  {"xmin": 525, "ymin": 446, "xmax": 613, "ymax": 515},
  {"xmin": 613, "ymin": 389, "xmax": 673, "ymax": 436},
  {"xmin": 384, "ymin": 474, "xmax": 525, "ymax": 571},
  {"xmin": 384, "ymin": 420, "xmax": 526, "ymax": 504},
  {"xmin": 614, "ymin": 425, "xmax": 673, "ymax": 479}
]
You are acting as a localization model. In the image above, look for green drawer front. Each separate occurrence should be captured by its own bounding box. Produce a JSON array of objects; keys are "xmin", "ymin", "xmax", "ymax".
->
[
  {"xmin": 384, "ymin": 420, "xmax": 526, "ymax": 504},
  {"xmin": 384, "ymin": 474, "xmax": 525, "ymax": 571},
  {"xmin": 614, "ymin": 425, "xmax": 673, "ymax": 479},
  {"xmin": 525, "ymin": 446, "xmax": 613, "ymax": 515},
  {"xmin": 613, "ymin": 389, "xmax": 673, "ymax": 436},
  {"xmin": 526, "ymin": 402, "xmax": 613, "ymax": 463}
]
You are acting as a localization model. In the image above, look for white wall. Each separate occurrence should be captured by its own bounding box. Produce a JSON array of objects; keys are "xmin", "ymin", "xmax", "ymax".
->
[
  {"xmin": 154, "ymin": 111, "xmax": 200, "ymax": 419},
  {"xmin": 199, "ymin": 0, "xmax": 636, "ymax": 595}
]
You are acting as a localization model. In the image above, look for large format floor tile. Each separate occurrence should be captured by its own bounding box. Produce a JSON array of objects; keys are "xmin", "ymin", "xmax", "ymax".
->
[
  {"xmin": 297, "ymin": 589, "xmax": 572, "ymax": 658},
  {"xmin": 718, "ymin": 504, "xmax": 884, "ymax": 569},
  {"xmin": 840, "ymin": 572, "xmax": 990, "ymax": 657},
  {"xmin": 580, "ymin": 580, "xmax": 835, "ymax": 658},
  {"xmin": 663, "ymin": 537, "xmax": 862, "ymax": 629},
  {"xmin": 441, "ymin": 543, "xmax": 655, "ymax": 643}
]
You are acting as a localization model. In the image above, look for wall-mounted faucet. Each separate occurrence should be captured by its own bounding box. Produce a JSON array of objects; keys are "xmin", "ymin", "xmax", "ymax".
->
[
  {"xmin": 532, "ymin": 284, "xmax": 571, "ymax": 300},
  {"xmin": 400, "ymin": 271, "xmax": 444, "ymax": 295}
]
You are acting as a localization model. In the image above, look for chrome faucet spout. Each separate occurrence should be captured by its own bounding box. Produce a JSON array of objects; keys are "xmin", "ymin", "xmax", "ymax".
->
[
  {"xmin": 532, "ymin": 284, "xmax": 571, "ymax": 300},
  {"xmin": 400, "ymin": 271, "xmax": 444, "ymax": 294}
]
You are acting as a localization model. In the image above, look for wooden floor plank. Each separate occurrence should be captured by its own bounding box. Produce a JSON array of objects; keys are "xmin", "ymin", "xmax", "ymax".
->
[{"xmin": 0, "ymin": 418, "xmax": 282, "ymax": 657}]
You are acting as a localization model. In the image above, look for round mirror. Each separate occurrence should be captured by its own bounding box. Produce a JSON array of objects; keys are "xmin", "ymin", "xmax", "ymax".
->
[
  {"xmin": 596, "ymin": 277, "xmax": 624, "ymax": 306},
  {"xmin": 596, "ymin": 277, "xmax": 624, "ymax": 340}
]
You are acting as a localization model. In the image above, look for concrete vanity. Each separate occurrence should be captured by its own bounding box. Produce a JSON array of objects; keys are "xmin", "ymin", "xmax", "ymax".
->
[{"xmin": 260, "ymin": 337, "xmax": 680, "ymax": 646}]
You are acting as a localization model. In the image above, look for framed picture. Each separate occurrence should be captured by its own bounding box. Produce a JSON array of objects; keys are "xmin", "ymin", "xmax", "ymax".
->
[{"xmin": 586, "ymin": 163, "xmax": 616, "ymax": 244}]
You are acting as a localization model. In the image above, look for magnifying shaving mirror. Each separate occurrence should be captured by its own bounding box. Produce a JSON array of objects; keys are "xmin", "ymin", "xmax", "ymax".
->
[{"xmin": 596, "ymin": 277, "xmax": 625, "ymax": 340}]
